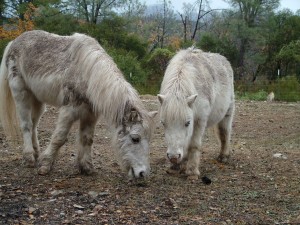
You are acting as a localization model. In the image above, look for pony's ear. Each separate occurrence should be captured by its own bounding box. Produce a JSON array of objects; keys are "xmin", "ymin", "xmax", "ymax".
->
[
  {"xmin": 157, "ymin": 94, "xmax": 165, "ymax": 104},
  {"xmin": 186, "ymin": 94, "xmax": 198, "ymax": 107},
  {"xmin": 148, "ymin": 111, "xmax": 158, "ymax": 119}
]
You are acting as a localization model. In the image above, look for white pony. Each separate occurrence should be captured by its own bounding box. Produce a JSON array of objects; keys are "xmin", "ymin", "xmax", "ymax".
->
[
  {"xmin": 158, "ymin": 47, "xmax": 235, "ymax": 179},
  {"xmin": 0, "ymin": 30, "xmax": 156, "ymax": 179}
]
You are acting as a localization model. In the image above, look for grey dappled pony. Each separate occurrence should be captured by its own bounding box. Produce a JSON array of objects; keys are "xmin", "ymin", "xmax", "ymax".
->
[{"xmin": 0, "ymin": 30, "xmax": 156, "ymax": 179}]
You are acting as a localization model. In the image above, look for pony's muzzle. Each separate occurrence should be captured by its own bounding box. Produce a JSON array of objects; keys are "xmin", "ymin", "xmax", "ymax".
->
[
  {"xmin": 167, "ymin": 153, "xmax": 181, "ymax": 164},
  {"xmin": 130, "ymin": 167, "xmax": 148, "ymax": 179}
]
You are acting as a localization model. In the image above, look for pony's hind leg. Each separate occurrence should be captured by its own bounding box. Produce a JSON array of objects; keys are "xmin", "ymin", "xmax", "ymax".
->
[
  {"xmin": 8, "ymin": 71, "xmax": 36, "ymax": 167},
  {"xmin": 31, "ymin": 99, "xmax": 45, "ymax": 161},
  {"xmin": 76, "ymin": 108, "xmax": 97, "ymax": 175},
  {"xmin": 217, "ymin": 103, "xmax": 235, "ymax": 163},
  {"xmin": 38, "ymin": 106, "xmax": 77, "ymax": 175}
]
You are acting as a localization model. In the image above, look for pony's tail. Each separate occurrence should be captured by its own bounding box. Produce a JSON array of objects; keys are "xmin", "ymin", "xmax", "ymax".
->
[{"xmin": 0, "ymin": 41, "xmax": 20, "ymax": 143}]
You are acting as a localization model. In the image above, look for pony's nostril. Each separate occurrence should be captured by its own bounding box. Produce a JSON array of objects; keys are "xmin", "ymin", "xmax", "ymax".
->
[
  {"xmin": 178, "ymin": 154, "xmax": 181, "ymax": 159},
  {"xmin": 139, "ymin": 171, "xmax": 145, "ymax": 178},
  {"xmin": 167, "ymin": 153, "xmax": 170, "ymax": 159}
]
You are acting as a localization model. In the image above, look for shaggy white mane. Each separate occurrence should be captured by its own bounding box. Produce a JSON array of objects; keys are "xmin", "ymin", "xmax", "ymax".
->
[
  {"xmin": 159, "ymin": 48, "xmax": 201, "ymax": 122},
  {"xmin": 68, "ymin": 33, "xmax": 149, "ymax": 127}
]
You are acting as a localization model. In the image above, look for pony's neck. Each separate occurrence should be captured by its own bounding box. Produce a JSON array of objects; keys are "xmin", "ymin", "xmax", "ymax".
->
[{"xmin": 87, "ymin": 70, "xmax": 142, "ymax": 127}]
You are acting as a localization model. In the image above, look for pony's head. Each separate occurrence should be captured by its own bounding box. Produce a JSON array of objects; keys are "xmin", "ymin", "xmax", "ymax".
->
[
  {"xmin": 113, "ymin": 107, "xmax": 157, "ymax": 180},
  {"xmin": 158, "ymin": 93, "xmax": 197, "ymax": 164}
]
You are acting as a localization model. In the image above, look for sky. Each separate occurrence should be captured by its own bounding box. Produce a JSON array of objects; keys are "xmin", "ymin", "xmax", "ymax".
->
[{"xmin": 144, "ymin": 0, "xmax": 300, "ymax": 13}]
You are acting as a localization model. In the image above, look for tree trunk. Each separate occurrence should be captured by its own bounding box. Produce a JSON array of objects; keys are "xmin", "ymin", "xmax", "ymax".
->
[
  {"xmin": 191, "ymin": 0, "xmax": 203, "ymax": 41},
  {"xmin": 180, "ymin": 14, "xmax": 187, "ymax": 42},
  {"xmin": 237, "ymin": 38, "xmax": 248, "ymax": 79},
  {"xmin": 80, "ymin": 0, "xmax": 90, "ymax": 22}
]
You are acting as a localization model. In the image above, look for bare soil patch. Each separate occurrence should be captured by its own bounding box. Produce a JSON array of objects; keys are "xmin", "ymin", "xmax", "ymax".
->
[{"xmin": 1, "ymin": 98, "xmax": 299, "ymax": 224}]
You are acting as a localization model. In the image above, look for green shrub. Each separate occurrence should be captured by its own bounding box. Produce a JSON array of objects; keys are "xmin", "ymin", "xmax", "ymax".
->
[
  {"xmin": 35, "ymin": 8, "xmax": 81, "ymax": 35},
  {"xmin": 146, "ymin": 48, "xmax": 174, "ymax": 79},
  {"xmin": 0, "ymin": 39, "xmax": 11, "ymax": 61},
  {"xmin": 108, "ymin": 48, "xmax": 148, "ymax": 86},
  {"xmin": 139, "ymin": 48, "xmax": 175, "ymax": 95}
]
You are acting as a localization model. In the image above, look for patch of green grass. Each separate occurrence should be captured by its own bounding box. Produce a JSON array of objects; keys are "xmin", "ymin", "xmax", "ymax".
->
[
  {"xmin": 270, "ymin": 76, "xmax": 300, "ymax": 102},
  {"xmin": 235, "ymin": 76, "xmax": 300, "ymax": 102},
  {"xmin": 235, "ymin": 90, "xmax": 268, "ymax": 101}
]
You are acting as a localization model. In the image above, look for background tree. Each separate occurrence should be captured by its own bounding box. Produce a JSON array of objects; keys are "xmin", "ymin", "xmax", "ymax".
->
[
  {"xmin": 179, "ymin": 3, "xmax": 194, "ymax": 42},
  {"xmin": 0, "ymin": 0, "xmax": 5, "ymax": 22},
  {"xmin": 147, "ymin": 0, "xmax": 176, "ymax": 49},
  {"xmin": 3, "ymin": 0, "xmax": 60, "ymax": 19},
  {"xmin": 65, "ymin": 0, "xmax": 126, "ymax": 24},
  {"xmin": 190, "ymin": 0, "xmax": 211, "ymax": 41},
  {"xmin": 260, "ymin": 10, "xmax": 300, "ymax": 80},
  {"xmin": 226, "ymin": 0, "xmax": 280, "ymax": 79},
  {"xmin": 0, "ymin": 0, "xmax": 299, "ymax": 99},
  {"xmin": 119, "ymin": 0, "xmax": 146, "ymax": 33}
]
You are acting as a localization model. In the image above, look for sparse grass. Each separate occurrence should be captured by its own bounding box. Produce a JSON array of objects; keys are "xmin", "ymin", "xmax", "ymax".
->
[{"xmin": 242, "ymin": 191, "xmax": 260, "ymax": 200}]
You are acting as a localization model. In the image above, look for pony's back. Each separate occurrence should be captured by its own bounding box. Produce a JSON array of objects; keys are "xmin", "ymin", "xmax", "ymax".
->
[{"xmin": 160, "ymin": 47, "xmax": 234, "ymax": 102}]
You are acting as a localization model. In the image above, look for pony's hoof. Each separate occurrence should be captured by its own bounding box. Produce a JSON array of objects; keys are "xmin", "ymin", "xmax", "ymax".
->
[
  {"xmin": 23, "ymin": 154, "xmax": 36, "ymax": 168},
  {"xmin": 79, "ymin": 167, "xmax": 96, "ymax": 175},
  {"xmin": 187, "ymin": 175, "xmax": 199, "ymax": 181},
  {"xmin": 166, "ymin": 168, "xmax": 179, "ymax": 175},
  {"xmin": 23, "ymin": 160, "xmax": 36, "ymax": 168},
  {"xmin": 217, "ymin": 154, "xmax": 230, "ymax": 163},
  {"xmin": 38, "ymin": 165, "xmax": 51, "ymax": 175},
  {"xmin": 77, "ymin": 163, "xmax": 96, "ymax": 175}
]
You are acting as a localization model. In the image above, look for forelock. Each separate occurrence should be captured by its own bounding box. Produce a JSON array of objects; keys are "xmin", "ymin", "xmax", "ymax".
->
[{"xmin": 160, "ymin": 94, "xmax": 190, "ymax": 123}]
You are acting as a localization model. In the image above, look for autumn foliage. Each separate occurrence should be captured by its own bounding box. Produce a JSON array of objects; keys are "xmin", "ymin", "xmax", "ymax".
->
[{"xmin": 0, "ymin": 3, "xmax": 35, "ymax": 40}]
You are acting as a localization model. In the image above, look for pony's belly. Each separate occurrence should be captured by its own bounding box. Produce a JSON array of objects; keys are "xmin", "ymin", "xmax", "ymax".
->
[
  {"xmin": 207, "ymin": 104, "xmax": 229, "ymax": 127},
  {"xmin": 34, "ymin": 89, "xmax": 64, "ymax": 106},
  {"xmin": 207, "ymin": 113, "xmax": 225, "ymax": 127},
  {"xmin": 27, "ymin": 78, "xmax": 64, "ymax": 106}
]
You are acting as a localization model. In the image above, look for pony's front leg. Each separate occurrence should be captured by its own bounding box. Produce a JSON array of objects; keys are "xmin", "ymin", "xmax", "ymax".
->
[
  {"xmin": 185, "ymin": 122, "xmax": 206, "ymax": 179},
  {"xmin": 76, "ymin": 111, "xmax": 97, "ymax": 175},
  {"xmin": 38, "ymin": 106, "xmax": 76, "ymax": 175},
  {"xmin": 185, "ymin": 146, "xmax": 201, "ymax": 180}
]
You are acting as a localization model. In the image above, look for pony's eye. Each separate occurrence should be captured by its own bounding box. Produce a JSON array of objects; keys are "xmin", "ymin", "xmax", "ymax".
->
[{"xmin": 185, "ymin": 121, "xmax": 190, "ymax": 127}]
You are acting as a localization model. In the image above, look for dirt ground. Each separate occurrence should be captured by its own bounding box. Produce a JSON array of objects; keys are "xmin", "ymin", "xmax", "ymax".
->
[{"xmin": 0, "ymin": 97, "xmax": 299, "ymax": 225}]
